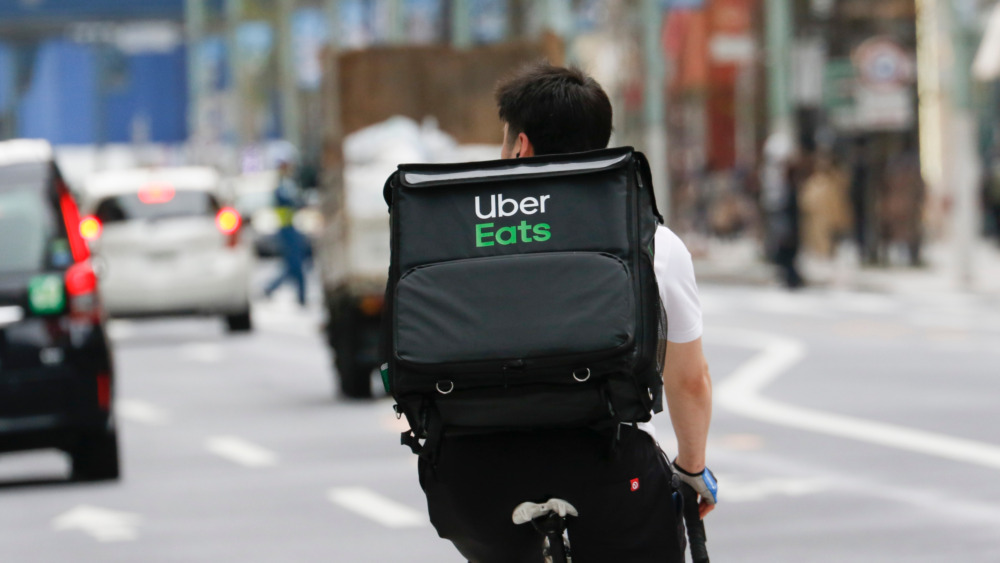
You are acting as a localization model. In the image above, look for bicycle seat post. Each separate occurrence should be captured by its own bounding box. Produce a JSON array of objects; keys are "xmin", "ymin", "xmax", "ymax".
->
[
  {"xmin": 533, "ymin": 512, "xmax": 570, "ymax": 563},
  {"xmin": 512, "ymin": 498, "xmax": 578, "ymax": 563}
]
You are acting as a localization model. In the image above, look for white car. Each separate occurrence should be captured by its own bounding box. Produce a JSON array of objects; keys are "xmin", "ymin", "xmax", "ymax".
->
[{"xmin": 80, "ymin": 167, "xmax": 254, "ymax": 332}]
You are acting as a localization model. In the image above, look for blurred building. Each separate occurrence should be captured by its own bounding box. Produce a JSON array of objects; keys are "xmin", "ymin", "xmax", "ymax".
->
[
  {"xmin": 5, "ymin": 0, "xmax": 998, "ymax": 266},
  {"xmin": 790, "ymin": 1, "xmax": 921, "ymax": 265},
  {"xmin": 0, "ymin": 0, "xmax": 188, "ymax": 144}
]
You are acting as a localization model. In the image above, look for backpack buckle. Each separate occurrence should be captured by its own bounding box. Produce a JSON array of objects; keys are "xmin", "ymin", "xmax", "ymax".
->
[
  {"xmin": 572, "ymin": 368, "xmax": 591, "ymax": 383},
  {"xmin": 436, "ymin": 380, "xmax": 455, "ymax": 395}
]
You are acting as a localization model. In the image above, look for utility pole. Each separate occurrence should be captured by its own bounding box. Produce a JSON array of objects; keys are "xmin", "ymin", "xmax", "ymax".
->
[
  {"xmin": 507, "ymin": 0, "xmax": 526, "ymax": 40},
  {"xmin": 0, "ymin": 46, "xmax": 17, "ymax": 139},
  {"xmin": 946, "ymin": 1, "xmax": 980, "ymax": 289},
  {"xmin": 451, "ymin": 0, "xmax": 472, "ymax": 49},
  {"xmin": 185, "ymin": 0, "xmax": 205, "ymax": 147},
  {"xmin": 225, "ymin": 0, "xmax": 248, "ymax": 151},
  {"xmin": 321, "ymin": 0, "xmax": 345, "ymax": 284},
  {"xmin": 541, "ymin": 0, "xmax": 572, "ymax": 38},
  {"xmin": 641, "ymin": 0, "xmax": 670, "ymax": 220},
  {"xmin": 764, "ymin": 0, "xmax": 794, "ymax": 137},
  {"xmin": 323, "ymin": 0, "xmax": 342, "ymax": 150},
  {"xmin": 917, "ymin": 0, "xmax": 979, "ymax": 289},
  {"xmin": 277, "ymin": 0, "xmax": 301, "ymax": 149},
  {"xmin": 385, "ymin": 0, "xmax": 405, "ymax": 44}
]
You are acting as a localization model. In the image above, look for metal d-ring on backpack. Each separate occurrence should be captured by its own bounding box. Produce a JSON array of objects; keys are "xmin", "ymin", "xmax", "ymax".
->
[{"xmin": 380, "ymin": 147, "xmax": 667, "ymax": 458}]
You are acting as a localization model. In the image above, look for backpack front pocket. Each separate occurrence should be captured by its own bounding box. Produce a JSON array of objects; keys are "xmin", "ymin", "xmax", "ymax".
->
[{"xmin": 394, "ymin": 252, "xmax": 635, "ymax": 366}]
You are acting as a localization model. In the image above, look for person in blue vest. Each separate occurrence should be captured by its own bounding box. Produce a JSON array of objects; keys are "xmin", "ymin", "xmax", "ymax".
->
[{"xmin": 264, "ymin": 160, "xmax": 307, "ymax": 305}]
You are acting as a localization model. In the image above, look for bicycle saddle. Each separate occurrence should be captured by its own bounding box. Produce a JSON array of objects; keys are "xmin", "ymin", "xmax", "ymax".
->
[{"xmin": 512, "ymin": 498, "xmax": 579, "ymax": 525}]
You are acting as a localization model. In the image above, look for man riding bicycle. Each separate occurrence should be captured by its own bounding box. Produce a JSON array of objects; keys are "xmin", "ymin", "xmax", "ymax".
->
[{"xmin": 414, "ymin": 63, "xmax": 716, "ymax": 562}]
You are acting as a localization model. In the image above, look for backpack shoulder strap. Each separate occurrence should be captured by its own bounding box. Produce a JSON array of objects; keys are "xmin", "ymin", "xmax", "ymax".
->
[
  {"xmin": 383, "ymin": 170, "xmax": 399, "ymax": 209},
  {"xmin": 633, "ymin": 151, "xmax": 664, "ymax": 224}
]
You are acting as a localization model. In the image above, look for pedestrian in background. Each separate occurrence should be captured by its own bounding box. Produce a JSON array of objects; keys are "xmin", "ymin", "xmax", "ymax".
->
[
  {"xmin": 983, "ymin": 150, "xmax": 1000, "ymax": 246},
  {"xmin": 881, "ymin": 149, "xmax": 925, "ymax": 266},
  {"xmin": 760, "ymin": 131, "xmax": 805, "ymax": 289},
  {"xmin": 800, "ymin": 152, "xmax": 852, "ymax": 258},
  {"xmin": 264, "ymin": 160, "xmax": 307, "ymax": 305}
]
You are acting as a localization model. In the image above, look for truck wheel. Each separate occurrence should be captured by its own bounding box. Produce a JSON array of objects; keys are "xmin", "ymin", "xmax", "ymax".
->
[
  {"xmin": 335, "ymin": 352, "xmax": 374, "ymax": 399},
  {"xmin": 70, "ymin": 429, "xmax": 121, "ymax": 482},
  {"xmin": 226, "ymin": 308, "xmax": 253, "ymax": 333}
]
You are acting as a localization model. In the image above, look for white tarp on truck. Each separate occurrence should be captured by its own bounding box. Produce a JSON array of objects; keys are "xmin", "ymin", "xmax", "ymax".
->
[{"xmin": 332, "ymin": 116, "xmax": 500, "ymax": 283}]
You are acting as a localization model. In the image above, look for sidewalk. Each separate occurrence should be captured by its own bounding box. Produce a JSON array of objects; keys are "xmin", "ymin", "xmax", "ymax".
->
[{"xmin": 691, "ymin": 236, "xmax": 1000, "ymax": 297}]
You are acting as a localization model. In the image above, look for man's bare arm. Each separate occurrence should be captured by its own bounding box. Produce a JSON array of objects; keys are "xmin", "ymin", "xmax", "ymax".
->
[{"xmin": 663, "ymin": 337, "xmax": 713, "ymax": 508}]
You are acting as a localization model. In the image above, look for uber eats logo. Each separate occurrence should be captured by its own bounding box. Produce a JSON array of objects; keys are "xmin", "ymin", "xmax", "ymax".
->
[{"xmin": 474, "ymin": 193, "xmax": 551, "ymax": 247}]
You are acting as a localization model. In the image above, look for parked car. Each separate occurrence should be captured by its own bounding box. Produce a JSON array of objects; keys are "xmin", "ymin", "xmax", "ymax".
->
[
  {"xmin": 80, "ymin": 167, "xmax": 254, "ymax": 332},
  {"xmin": 0, "ymin": 139, "xmax": 119, "ymax": 480}
]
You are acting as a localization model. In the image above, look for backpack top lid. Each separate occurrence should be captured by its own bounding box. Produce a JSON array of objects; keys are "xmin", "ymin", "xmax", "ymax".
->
[
  {"xmin": 384, "ymin": 147, "xmax": 662, "ymax": 274},
  {"xmin": 384, "ymin": 146, "xmax": 636, "ymax": 204}
]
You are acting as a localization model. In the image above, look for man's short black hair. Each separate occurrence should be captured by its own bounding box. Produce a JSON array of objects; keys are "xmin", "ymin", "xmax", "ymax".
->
[{"xmin": 495, "ymin": 62, "xmax": 613, "ymax": 156}]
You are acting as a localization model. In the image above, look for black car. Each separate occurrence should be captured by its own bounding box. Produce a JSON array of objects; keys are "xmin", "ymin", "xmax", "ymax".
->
[{"xmin": 0, "ymin": 140, "xmax": 119, "ymax": 481}]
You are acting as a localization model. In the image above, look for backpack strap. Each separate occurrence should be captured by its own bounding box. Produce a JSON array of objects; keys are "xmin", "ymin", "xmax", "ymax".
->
[
  {"xmin": 633, "ymin": 152, "xmax": 665, "ymax": 224},
  {"xmin": 400, "ymin": 398, "xmax": 444, "ymax": 463},
  {"xmin": 382, "ymin": 172, "xmax": 397, "ymax": 209}
]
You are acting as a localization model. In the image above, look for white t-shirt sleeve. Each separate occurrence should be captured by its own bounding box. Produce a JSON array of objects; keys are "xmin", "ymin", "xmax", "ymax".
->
[{"xmin": 653, "ymin": 226, "xmax": 703, "ymax": 343}]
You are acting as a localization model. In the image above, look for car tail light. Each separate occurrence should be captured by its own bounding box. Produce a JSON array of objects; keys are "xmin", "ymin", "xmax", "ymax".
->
[
  {"xmin": 58, "ymin": 190, "xmax": 90, "ymax": 262},
  {"xmin": 65, "ymin": 261, "xmax": 101, "ymax": 321},
  {"xmin": 79, "ymin": 215, "xmax": 102, "ymax": 241},
  {"xmin": 216, "ymin": 207, "xmax": 242, "ymax": 246},
  {"xmin": 95, "ymin": 372, "xmax": 112, "ymax": 411}
]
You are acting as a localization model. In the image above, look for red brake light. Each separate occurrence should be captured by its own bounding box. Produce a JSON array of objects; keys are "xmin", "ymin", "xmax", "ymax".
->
[
  {"xmin": 80, "ymin": 215, "xmax": 102, "ymax": 241},
  {"xmin": 58, "ymin": 190, "xmax": 90, "ymax": 262},
  {"xmin": 96, "ymin": 372, "xmax": 112, "ymax": 411},
  {"xmin": 216, "ymin": 207, "xmax": 241, "ymax": 235},
  {"xmin": 65, "ymin": 261, "xmax": 98, "ymax": 296},
  {"xmin": 138, "ymin": 183, "xmax": 175, "ymax": 204}
]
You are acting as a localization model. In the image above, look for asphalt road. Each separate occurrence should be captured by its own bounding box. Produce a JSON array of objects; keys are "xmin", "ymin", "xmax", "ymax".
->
[{"xmin": 2, "ymin": 281, "xmax": 1000, "ymax": 562}]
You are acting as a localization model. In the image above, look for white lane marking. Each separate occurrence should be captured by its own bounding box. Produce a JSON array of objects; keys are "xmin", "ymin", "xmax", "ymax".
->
[
  {"xmin": 717, "ymin": 476, "xmax": 831, "ymax": 503},
  {"xmin": 204, "ymin": 436, "xmax": 277, "ymax": 467},
  {"xmin": 52, "ymin": 505, "xmax": 142, "ymax": 542},
  {"xmin": 327, "ymin": 487, "xmax": 427, "ymax": 528},
  {"xmin": 179, "ymin": 342, "xmax": 225, "ymax": 363},
  {"xmin": 116, "ymin": 399, "xmax": 171, "ymax": 426},
  {"xmin": 105, "ymin": 320, "xmax": 136, "ymax": 340},
  {"xmin": 713, "ymin": 327, "xmax": 1000, "ymax": 471}
]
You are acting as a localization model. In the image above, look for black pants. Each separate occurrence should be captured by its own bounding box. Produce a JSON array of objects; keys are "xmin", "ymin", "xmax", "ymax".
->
[{"xmin": 419, "ymin": 425, "xmax": 685, "ymax": 563}]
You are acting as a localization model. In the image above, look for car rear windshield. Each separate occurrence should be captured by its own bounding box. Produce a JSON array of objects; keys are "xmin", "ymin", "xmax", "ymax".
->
[
  {"xmin": 0, "ymin": 163, "xmax": 70, "ymax": 274},
  {"xmin": 94, "ymin": 191, "xmax": 221, "ymax": 224}
]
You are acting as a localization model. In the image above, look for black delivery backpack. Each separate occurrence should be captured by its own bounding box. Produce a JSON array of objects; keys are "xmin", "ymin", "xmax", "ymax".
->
[{"xmin": 381, "ymin": 146, "xmax": 667, "ymax": 456}]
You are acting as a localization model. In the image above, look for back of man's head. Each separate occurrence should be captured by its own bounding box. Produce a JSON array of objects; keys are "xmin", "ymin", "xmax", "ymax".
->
[{"xmin": 495, "ymin": 63, "xmax": 613, "ymax": 156}]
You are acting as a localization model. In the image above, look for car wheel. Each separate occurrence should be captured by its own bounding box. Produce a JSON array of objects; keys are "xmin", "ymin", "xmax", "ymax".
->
[
  {"xmin": 70, "ymin": 429, "xmax": 120, "ymax": 482},
  {"xmin": 226, "ymin": 308, "xmax": 253, "ymax": 333}
]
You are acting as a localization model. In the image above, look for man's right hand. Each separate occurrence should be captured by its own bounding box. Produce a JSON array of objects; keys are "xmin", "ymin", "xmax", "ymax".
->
[{"xmin": 674, "ymin": 463, "xmax": 718, "ymax": 518}]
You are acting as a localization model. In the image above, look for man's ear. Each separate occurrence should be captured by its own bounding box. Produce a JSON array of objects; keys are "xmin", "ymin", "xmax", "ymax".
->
[{"xmin": 517, "ymin": 132, "xmax": 535, "ymax": 158}]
